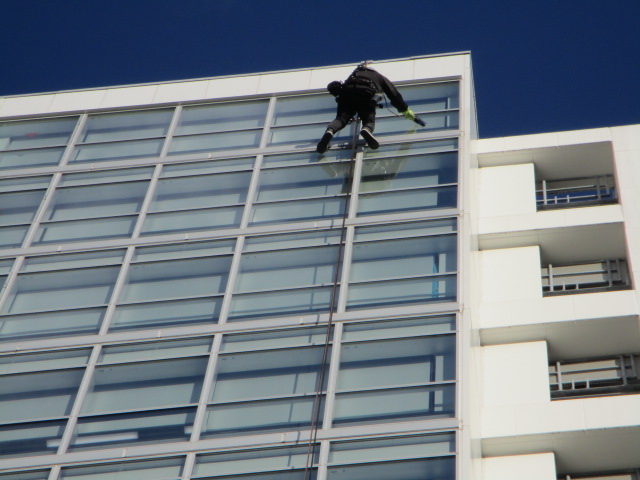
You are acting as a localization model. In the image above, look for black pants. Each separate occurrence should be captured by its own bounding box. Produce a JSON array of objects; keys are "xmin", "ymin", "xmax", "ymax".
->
[{"xmin": 327, "ymin": 93, "xmax": 378, "ymax": 134}]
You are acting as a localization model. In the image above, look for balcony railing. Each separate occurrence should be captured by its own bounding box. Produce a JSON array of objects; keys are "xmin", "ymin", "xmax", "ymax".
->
[
  {"xmin": 559, "ymin": 469, "xmax": 640, "ymax": 480},
  {"xmin": 542, "ymin": 259, "xmax": 630, "ymax": 295},
  {"xmin": 537, "ymin": 175, "xmax": 617, "ymax": 209},
  {"xmin": 550, "ymin": 354, "xmax": 640, "ymax": 399}
]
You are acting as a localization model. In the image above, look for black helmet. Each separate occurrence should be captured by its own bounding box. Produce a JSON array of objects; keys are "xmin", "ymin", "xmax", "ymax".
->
[{"xmin": 327, "ymin": 81, "xmax": 342, "ymax": 97}]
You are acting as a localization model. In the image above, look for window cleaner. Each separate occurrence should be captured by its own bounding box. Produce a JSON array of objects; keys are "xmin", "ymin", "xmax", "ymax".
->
[{"xmin": 316, "ymin": 61, "xmax": 425, "ymax": 154}]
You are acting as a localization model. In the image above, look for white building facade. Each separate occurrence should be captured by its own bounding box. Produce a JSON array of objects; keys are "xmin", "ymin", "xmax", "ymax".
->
[{"xmin": 0, "ymin": 52, "xmax": 638, "ymax": 480}]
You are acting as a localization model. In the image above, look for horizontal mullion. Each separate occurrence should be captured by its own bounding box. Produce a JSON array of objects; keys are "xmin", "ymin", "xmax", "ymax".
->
[
  {"xmin": 252, "ymin": 192, "xmax": 347, "ymax": 206},
  {"xmin": 74, "ymin": 135, "xmax": 167, "ymax": 147},
  {"xmin": 335, "ymin": 379, "xmax": 456, "ymax": 395},
  {"xmin": 352, "ymin": 230, "xmax": 458, "ymax": 245},
  {"xmin": 339, "ymin": 330, "xmax": 456, "ymax": 345},
  {"xmin": 75, "ymin": 403, "xmax": 199, "ymax": 420},
  {"xmin": 209, "ymin": 391, "xmax": 324, "ymax": 407},
  {"xmin": 358, "ymin": 183, "xmax": 458, "ymax": 195},
  {"xmin": 348, "ymin": 272, "xmax": 457, "ymax": 285},
  {"xmin": 116, "ymin": 292, "xmax": 225, "ymax": 307},
  {"xmin": 233, "ymin": 282, "xmax": 340, "ymax": 296}
]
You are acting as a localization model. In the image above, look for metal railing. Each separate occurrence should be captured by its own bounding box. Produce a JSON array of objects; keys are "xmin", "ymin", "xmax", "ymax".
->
[
  {"xmin": 560, "ymin": 469, "xmax": 640, "ymax": 479},
  {"xmin": 550, "ymin": 354, "xmax": 640, "ymax": 399},
  {"xmin": 542, "ymin": 259, "xmax": 630, "ymax": 295},
  {"xmin": 537, "ymin": 175, "xmax": 617, "ymax": 209}
]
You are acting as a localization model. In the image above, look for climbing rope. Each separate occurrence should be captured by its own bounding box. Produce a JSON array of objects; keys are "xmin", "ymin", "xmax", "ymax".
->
[{"xmin": 303, "ymin": 118, "xmax": 360, "ymax": 480}]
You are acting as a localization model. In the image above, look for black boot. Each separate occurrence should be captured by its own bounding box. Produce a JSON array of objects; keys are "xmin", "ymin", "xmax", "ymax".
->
[
  {"xmin": 316, "ymin": 130, "xmax": 334, "ymax": 154},
  {"xmin": 360, "ymin": 127, "xmax": 379, "ymax": 149}
]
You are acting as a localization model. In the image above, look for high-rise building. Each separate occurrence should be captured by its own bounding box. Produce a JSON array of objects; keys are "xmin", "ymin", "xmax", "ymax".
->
[{"xmin": 0, "ymin": 52, "xmax": 638, "ymax": 480}]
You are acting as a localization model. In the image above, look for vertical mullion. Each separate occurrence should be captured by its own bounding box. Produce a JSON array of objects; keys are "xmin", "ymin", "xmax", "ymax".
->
[
  {"xmin": 131, "ymin": 163, "xmax": 163, "ymax": 239},
  {"xmin": 47, "ymin": 465, "xmax": 61, "ymax": 480},
  {"xmin": 321, "ymin": 321, "xmax": 342, "ymax": 430},
  {"xmin": 0, "ymin": 256, "xmax": 25, "ymax": 314},
  {"xmin": 239, "ymin": 154, "xmax": 263, "ymax": 229},
  {"xmin": 189, "ymin": 333, "xmax": 222, "ymax": 442},
  {"xmin": 160, "ymin": 105, "xmax": 182, "ymax": 158},
  {"xmin": 348, "ymin": 150, "xmax": 363, "ymax": 220},
  {"xmin": 55, "ymin": 344, "xmax": 103, "ymax": 454},
  {"xmin": 317, "ymin": 439, "xmax": 331, "ymax": 480},
  {"xmin": 181, "ymin": 452, "xmax": 197, "ymax": 480},
  {"xmin": 336, "ymin": 226, "xmax": 354, "ymax": 313},
  {"xmin": 98, "ymin": 245, "xmax": 136, "ymax": 335},
  {"xmin": 217, "ymin": 236, "xmax": 245, "ymax": 325}
]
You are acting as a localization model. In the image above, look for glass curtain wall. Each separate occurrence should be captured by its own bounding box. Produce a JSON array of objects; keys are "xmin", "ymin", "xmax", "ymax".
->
[{"xmin": 0, "ymin": 78, "xmax": 460, "ymax": 480}]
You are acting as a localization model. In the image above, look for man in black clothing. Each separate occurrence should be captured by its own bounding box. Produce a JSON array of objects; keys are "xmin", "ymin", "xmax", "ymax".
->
[{"xmin": 316, "ymin": 64, "xmax": 418, "ymax": 154}]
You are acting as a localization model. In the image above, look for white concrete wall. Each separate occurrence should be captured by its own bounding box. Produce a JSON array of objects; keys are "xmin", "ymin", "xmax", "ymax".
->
[
  {"xmin": 0, "ymin": 53, "xmax": 470, "ymax": 118},
  {"xmin": 483, "ymin": 453, "xmax": 556, "ymax": 480}
]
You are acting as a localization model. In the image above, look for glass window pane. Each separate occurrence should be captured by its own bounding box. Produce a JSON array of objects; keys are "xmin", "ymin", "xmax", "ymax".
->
[
  {"xmin": 70, "ymin": 139, "xmax": 164, "ymax": 164},
  {"xmin": 269, "ymin": 124, "xmax": 351, "ymax": 146},
  {"xmin": 0, "ymin": 117, "xmax": 78, "ymax": 150},
  {"xmin": 193, "ymin": 470, "xmax": 313, "ymax": 480},
  {"xmin": 110, "ymin": 297, "xmax": 222, "ymax": 331},
  {"xmin": 347, "ymin": 275, "xmax": 457, "ymax": 310},
  {"xmin": 0, "ymin": 420, "xmax": 66, "ymax": 458},
  {"xmin": 134, "ymin": 239, "xmax": 235, "ymax": 262},
  {"xmin": 141, "ymin": 206, "xmax": 243, "ymax": 235},
  {"xmin": 273, "ymin": 95, "xmax": 336, "ymax": 126},
  {"xmin": 0, "ymin": 176, "xmax": 52, "ymax": 193},
  {"xmin": 342, "ymin": 316, "xmax": 455, "ymax": 341},
  {"xmin": 327, "ymin": 457, "xmax": 454, "ymax": 480},
  {"xmin": 350, "ymin": 236, "xmax": 457, "ymax": 281},
  {"xmin": 358, "ymin": 186, "xmax": 457, "ymax": 216},
  {"xmin": 100, "ymin": 338, "xmax": 210, "ymax": 364},
  {"xmin": 81, "ymin": 109, "xmax": 173, "ymax": 143},
  {"xmin": 244, "ymin": 229, "xmax": 341, "ymax": 252},
  {"xmin": 43, "ymin": 181, "xmax": 148, "ymax": 221},
  {"xmin": 2, "ymin": 266, "xmax": 119, "ymax": 314},
  {"xmin": 60, "ymin": 458, "xmax": 184, "ymax": 480},
  {"xmin": 71, "ymin": 408, "xmax": 195, "ymax": 451},
  {"xmin": 81, "ymin": 357, "xmax": 207, "ymax": 414},
  {"xmin": 360, "ymin": 152, "xmax": 457, "ymax": 193},
  {"xmin": 0, "ymin": 308, "xmax": 106, "ymax": 342},
  {"xmin": 212, "ymin": 347, "xmax": 327, "ymax": 403},
  {"xmin": 329, "ymin": 433, "xmax": 455, "ymax": 464},
  {"xmin": 374, "ymin": 111, "xmax": 458, "ymax": 136},
  {"xmin": 0, "ymin": 369, "xmax": 84, "ymax": 422},
  {"xmin": 221, "ymin": 326, "xmax": 330, "ymax": 353},
  {"xmin": 235, "ymin": 246, "xmax": 338, "ymax": 293},
  {"xmin": 0, "ymin": 349, "xmax": 90, "ymax": 375},
  {"xmin": 0, "ymin": 147, "xmax": 65, "ymax": 170},
  {"xmin": 263, "ymin": 149, "xmax": 351, "ymax": 168},
  {"xmin": 337, "ymin": 336, "xmax": 455, "ymax": 390},
  {"xmin": 22, "ymin": 249, "xmax": 126, "ymax": 273},
  {"xmin": 333, "ymin": 384, "xmax": 455, "ymax": 426},
  {"xmin": 0, "ymin": 470, "xmax": 50, "ymax": 480},
  {"xmin": 162, "ymin": 157, "xmax": 255, "ymax": 176},
  {"xmin": 354, "ymin": 219, "xmax": 457, "ymax": 242},
  {"xmin": 228, "ymin": 287, "xmax": 333, "ymax": 320},
  {"xmin": 33, "ymin": 216, "xmax": 138, "ymax": 244},
  {"xmin": 59, "ymin": 167, "xmax": 154, "ymax": 187},
  {"xmin": 0, "ymin": 190, "xmax": 45, "ymax": 226},
  {"xmin": 394, "ymin": 82, "xmax": 459, "ymax": 112},
  {"xmin": 176, "ymin": 101, "xmax": 268, "ymax": 135},
  {"xmin": 202, "ymin": 397, "xmax": 322, "ymax": 437},
  {"xmin": 256, "ymin": 164, "xmax": 350, "ymax": 202},
  {"xmin": 194, "ymin": 445, "xmax": 313, "ymax": 477},
  {"xmin": 169, "ymin": 130, "xmax": 261, "ymax": 155},
  {"xmin": 119, "ymin": 256, "xmax": 231, "ymax": 304},
  {"xmin": 250, "ymin": 197, "xmax": 346, "ymax": 225},
  {"xmin": 149, "ymin": 171, "xmax": 251, "ymax": 212},
  {"xmin": 0, "ymin": 225, "xmax": 29, "ymax": 248}
]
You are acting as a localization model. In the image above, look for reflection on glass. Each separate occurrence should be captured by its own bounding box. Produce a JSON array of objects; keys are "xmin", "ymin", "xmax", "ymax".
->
[
  {"xmin": 374, "ymin": 111, "xmax": 459, "ymax": 136},
  {"xmin": 119, "ymin": 256, "xmax": 232, "ymax": 304},
  {"xmin": 71, "ymin": 408, "xmax": 195, "ymax": 451},
  {"xmin": 272, "ymin": 95, "xmax": 335, "ymax": 126},
  {"xmin": 0, "ymin": 147, "xmax": 66, "ymax": 170},
  {"xmin": 327, "ymin": 457, "xmax": 455, "ymax": 480},
  {"xmin": 34, "ymin": 216, "xmax": 138, "ymax": 244},
  {"xmin": 0, "ymin": 348, "xmax": 90, "ymax": 375},
  {"xmin": 81, "ymin": 358, "xmax": 207, "ymax": 414},
  {"xmin": 71, "ymin": 139, "xmax": 164, "ymax": 164},
  {"xmin": 0, "ymin": 190, "xmax": 46, "ymax": 225},
  {"xmin": 110, "ymin": 297, "xmax": 222, "ymax": 331},
  {"xmin": 0, "ymin": 369, "xmax": 84, "ymax": 423},
  {"xmin": 161, "ymin": 157, "xmax": 255, "ymax": 177},
  {"xmin": 1, "ymin": 267, "xmax": 119, "ymax": 314},
  {"xmin": 251, "ymin": 197, "xmax": 346, "ymax": 225},
  {"xmin": 0, "ymin": 117, "xmax": 78, "ymax": 150},
  {"xmin": 0, "ymin": 308, "xmax": 106, "ymax": 342},
  {"xmin": 169, "ymin": 130, "xmax": 261, "ymax": 155},
  {"xmin": 81, "ymin": 109, "xmax": 173, "ymax": 143},
  {"xmin": 142, "ymin": 206, "xmax": 244, "ymax": 236},
  {"xmin": 193, "ymin": 445, "xmax": 316, "ymax": 478},
  {"xmin": 149, "ymin": 172, "xmax": 251, "ymax": 212},
  {"xmin": 60, "ymin": 458, "xmax": 184, "ymax": 480},
  {"xmin": 176, "ymin": 101, "xmax": 268, "ymax": 135},
  {"xmin": 0, "ymin": 420, "xmax": 66, "ymax": 458},
  {"xmin": 228, "ymin": 287, "xmax": 333, "ymax": 320}
]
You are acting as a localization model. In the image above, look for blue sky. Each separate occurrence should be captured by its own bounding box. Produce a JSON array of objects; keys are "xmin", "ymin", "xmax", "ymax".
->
[{"xmin": 2, "ymin": 0, "xmax": 639, "ymax": 138}]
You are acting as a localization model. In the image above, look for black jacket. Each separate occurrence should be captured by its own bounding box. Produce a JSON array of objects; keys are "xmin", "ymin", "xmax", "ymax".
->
[{"xmin": 343, "ymin": 66, "xmax": 408, "ymax": 112}]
